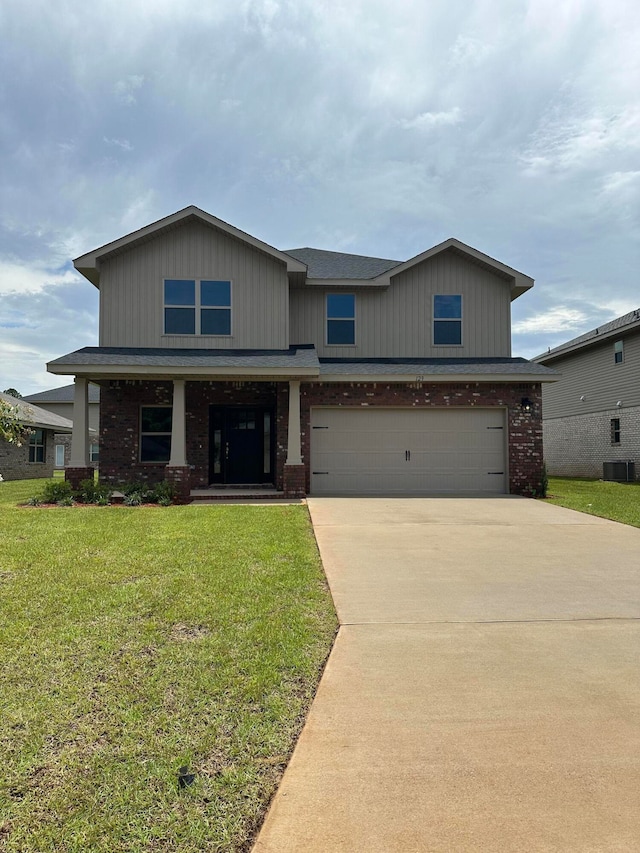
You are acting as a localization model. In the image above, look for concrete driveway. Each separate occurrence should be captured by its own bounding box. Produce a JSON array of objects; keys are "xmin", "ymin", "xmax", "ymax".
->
[{"xmin": 254, "ymin": 498, "xmax": 640, "ymax": 852}]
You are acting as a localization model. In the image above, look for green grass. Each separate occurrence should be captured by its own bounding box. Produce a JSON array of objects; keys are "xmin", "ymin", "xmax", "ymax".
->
[
  {"xmin": 546, "ymin": 476, "xmax": 640, "ymax": 528},
  {"xmin": 0, "ymin": 479, "xmax": 337, "ymax": 852}
]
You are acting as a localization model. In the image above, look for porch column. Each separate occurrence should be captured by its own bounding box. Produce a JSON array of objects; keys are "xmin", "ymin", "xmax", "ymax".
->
[
  {"xmin": 283, "ymin": 379, "xmax": 305, "ymax": 498},
  {"xmin": 165, "ymin": 378, "xmax": 190, "ymax": 503},
  {"xmin": 168, "ymin": 379, "xmax": 186, "ymax": 466},
  {"xmin": 70, "ymin": 376, "xmax": 89, "ymax": 467},
  {"xmin": 65, "ymin": 376, "xmax": 94, "ymax": 488},
  {"xmin": 285, "ymin": 380, "xmax": 302, "ymax": 465}
]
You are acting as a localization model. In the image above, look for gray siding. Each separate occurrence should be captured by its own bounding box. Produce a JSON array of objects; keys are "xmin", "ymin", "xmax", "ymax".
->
[
  {"xmin": 36, "ymin": 401, "xmax": 100, "ymax": 433},
  {"xmin": 289, "ymin": 251, "xmax": 512, "ymax": 357},
  {"xmin": 541, "ymin": 332, "xmax": 640, "ymax": 419},
  {"xmin": 99, "ymin": 220, "xmax": 289, "ymax": 349}
]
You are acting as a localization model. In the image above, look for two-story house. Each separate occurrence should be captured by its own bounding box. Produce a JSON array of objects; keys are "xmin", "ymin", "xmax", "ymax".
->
[
  {"xmin": 47, "ymin": 206, "xmax": 555, "ymax": 499},
  {"xmin": 534, "ymin": 309, "xmax": 640, "ymax": 480}
]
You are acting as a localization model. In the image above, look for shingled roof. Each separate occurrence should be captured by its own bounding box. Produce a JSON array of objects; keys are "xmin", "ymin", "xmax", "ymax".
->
[
  {"xmin": 285, "ymin": 247, "xmax": 401, "ymax": 279},
  {"xmin": 534, "ymin": 308, "xmax": 640, "ymax": 362},
  {"xmin": 24, "ymin": 383, "xmax": 100, "ymax": 404}
]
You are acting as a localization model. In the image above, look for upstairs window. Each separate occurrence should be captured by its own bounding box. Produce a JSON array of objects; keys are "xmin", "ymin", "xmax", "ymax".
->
[
  {"xmin": 29, "ymin": 429, "xmax": 45, "ymax": 463},
  {"xmin": 614, "ymin": 340, "xmax": 624, "ymax": 364},
  {"xmin": 433, "ymin": 295, "xmax": 462, "ymax": 345},
  {"xmin": 140, "ymin": 406, "xmax": 172, "ymax": 462},
  {"xmin": 611, "ymin": 418, "xmax": 621, "ymax": 445},
  {"xmin": 327, "ymin": 294, "xmax": 356, "ymax": 345},
  {"xmin": 164, "ymin": 279, "xmax": 231, "ymax": 336}
]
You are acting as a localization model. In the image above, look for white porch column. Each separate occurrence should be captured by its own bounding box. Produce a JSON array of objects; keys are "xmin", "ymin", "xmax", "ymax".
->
[
  {"xmin": 285, "ymin": 379, "xmax": 302, "ymax": 465},
  {"xmin": 168, "ymin": 379, "xmax": 187, "ymax": 466},
  {"xmin": 69, "ymin": 376, "xmax": 90, "ymax": 467}
]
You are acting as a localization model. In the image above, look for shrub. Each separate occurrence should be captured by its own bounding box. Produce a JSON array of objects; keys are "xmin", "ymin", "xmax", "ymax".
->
[
  {"xmin": 40, "ymin": 480, "xmax": 73, "ymax": 504},
  {"xmin": 77, "ymin": 479, "xmax": 113, "ymax": 505},
  {"xmin": 56, "ymin": 497, "xmax": 74, "ymax": 507},
  {"xmin": 119, "ymin": 480, "xmax": 176, "ymax": 505}
]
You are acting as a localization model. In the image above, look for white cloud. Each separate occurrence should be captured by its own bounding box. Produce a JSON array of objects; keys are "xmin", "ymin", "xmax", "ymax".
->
[
  {"xmin": 0, "ymin": 261, "xmax": 78, "ymax": 295},
  {"xmin": 114, "ymin": 75, "xmax": 145, "ymax": 105},
  {"xmin": 512, "ymin": 307, "xmax": 590, "ymax": 335},
  {"xmin": 399, "ymin": 108, "xmax": 462, "ymax": 131},
  {"xmin": 103, "ymin": 137, "xmax": 133, "ymax": 151}
]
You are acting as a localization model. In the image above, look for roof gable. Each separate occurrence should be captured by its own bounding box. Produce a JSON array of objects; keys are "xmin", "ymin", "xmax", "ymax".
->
[
  {"xmin": 378, "ymin": 238, "xmax": 533, "ymax": 299},
  {"xmin": 74, "ymin": 206, "xmax": 307, "ymax": 287}
]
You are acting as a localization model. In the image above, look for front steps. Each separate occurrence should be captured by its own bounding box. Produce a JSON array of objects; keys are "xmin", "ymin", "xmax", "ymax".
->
[{"xmin": 190, "ymin": 484, "xmax": 289, "ymax": 502}]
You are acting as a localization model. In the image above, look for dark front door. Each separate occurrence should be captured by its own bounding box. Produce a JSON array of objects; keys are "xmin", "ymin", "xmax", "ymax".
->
[{"xmin": 209, "ymin": 406, "xmax": 275, "ymax": 485}]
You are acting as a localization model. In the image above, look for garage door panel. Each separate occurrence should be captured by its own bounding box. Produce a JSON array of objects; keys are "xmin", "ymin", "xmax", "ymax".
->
[{"xmin": 310, "ymin": 408, "xmax": 506, "ymax": 495}]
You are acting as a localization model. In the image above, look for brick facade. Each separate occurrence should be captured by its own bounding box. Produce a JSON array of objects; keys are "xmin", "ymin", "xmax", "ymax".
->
[
  {"xmin": 0, "ymin": 429, "xmax": 57, "ymax": 481},
  {"xmin": 543, "ymin": 406, "xmax": 640, "ymax": 479},
  {"xmin": 300, "ymin": 380, "xmax": 544, "ymax": 496},
  {"xmin": 99, "ymin": 380, "xmax": 286, "ymax": 488}
]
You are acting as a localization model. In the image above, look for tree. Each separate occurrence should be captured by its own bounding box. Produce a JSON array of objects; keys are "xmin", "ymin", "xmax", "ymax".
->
[
  {"xmin": 0, "ymin": 398, "xmax": 28, "ymax": 445},
  {"xmin": 3, "ymin": 388, "xmax": 22, "ymax": 399}
]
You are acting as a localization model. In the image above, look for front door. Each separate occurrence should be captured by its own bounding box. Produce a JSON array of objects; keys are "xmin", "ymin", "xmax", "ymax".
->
[{"xmin": 209, "ymin": 406, "xmax": 275, "ymax": 485}]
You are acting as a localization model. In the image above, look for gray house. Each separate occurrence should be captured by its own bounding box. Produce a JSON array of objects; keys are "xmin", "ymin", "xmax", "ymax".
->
[
  {"xmin": 46, "ymin": 206, "xmax": 556, "ymax": 499},
  {"xmin": 23, "ymin": 384, "xmax": 100, "ymax": 469},
  {"xmin": 534, "ymin": 309, "xmax": 640, "ymax": 479},
  {"xmin": 0, "ymin": 392, "xmax": 72, "ymax": 480}
]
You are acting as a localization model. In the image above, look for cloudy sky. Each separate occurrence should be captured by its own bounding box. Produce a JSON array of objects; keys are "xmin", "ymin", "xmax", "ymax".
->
[{"xmin": 1, "ymin": 0, "xmax": 639, "ymax": 394}]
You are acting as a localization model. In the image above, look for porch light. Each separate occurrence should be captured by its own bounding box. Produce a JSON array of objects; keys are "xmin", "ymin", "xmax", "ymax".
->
[{"xmin": 520, "ymin": 397, "xmax": 533, "ymax": 413}]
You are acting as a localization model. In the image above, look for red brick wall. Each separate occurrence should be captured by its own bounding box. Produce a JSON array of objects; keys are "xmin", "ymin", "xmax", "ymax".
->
[
  {"xmin": 299, "ymin": 381, "xmax": 544, "ymax": 496},
  {"xmin": 99, "ymin": 380, "xmax": 285, "ymax": 488},
  {"xmin": 99, "ymin": 378, "xmax": 543, "ymax": 496}
]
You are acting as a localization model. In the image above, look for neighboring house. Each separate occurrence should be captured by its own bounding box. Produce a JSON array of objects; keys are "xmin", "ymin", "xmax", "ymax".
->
[
  {"xmin": 23, "ymin": 384, "xmax": 100, "ymax": 469},
  {"xmin": 46, "ymin": 206, "xmax": 556, "ymax": 499},
  {"xmin": 0, "ymin": 392, "xmax": 73, "ymax": 480},
  {"xmin": 534, "ymin": 309, "xmax": 640, "ymax": 480}
]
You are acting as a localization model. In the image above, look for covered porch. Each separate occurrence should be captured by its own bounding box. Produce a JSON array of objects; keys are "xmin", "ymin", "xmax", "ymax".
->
[{"xmin": 46, "ymin": 346, "xmax": 319, "ymax": 501}]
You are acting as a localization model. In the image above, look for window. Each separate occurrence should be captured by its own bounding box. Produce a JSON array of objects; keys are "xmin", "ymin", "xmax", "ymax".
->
[
  {"xmin": 90, "ymin": 443, "xmax": 99, "ymax": 463},
  {"xmin": 55, "ymin": 444, "xmax": 65, "ymax": 468},
  {"xmin": 164, "ymin": 279, "xmax": 231, "ymax": 336},
  {"xmin": 433, "ymin": 295, "xmax": 462, "ymax": 345},
  {"xmin": 327, "ymin": 294, "xmax": 355, "ymax": 345},
  {"xmin": 140, "ymin": 406, "xmax": 172, "ymax": 462},
  {"xmin": 611, "ymin": 418, "xmax": 621, "ymax": 445},
  {"xmin": 29, "ymin": 429, "xmax": 45, "ymax": 463},
  {"xmin": 614, "ymin": 340, "xmax": 624, "ymax": 364}
]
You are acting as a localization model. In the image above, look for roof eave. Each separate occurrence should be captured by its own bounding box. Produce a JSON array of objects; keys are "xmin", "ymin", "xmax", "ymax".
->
[
  {"xmin": 73, "ymin": 206, "xmax": 307, "ymax": 287},
  {"xmin": 317, "ymin": 372, "xmax": 558, "ymax": 383},
  {"xmin": 534, "ymin": 319, "xmax": 640, "ymax": 364}
]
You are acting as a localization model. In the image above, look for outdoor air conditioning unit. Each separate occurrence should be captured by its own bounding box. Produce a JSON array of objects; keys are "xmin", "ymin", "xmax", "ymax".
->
[{"xmin": 602, "ymin": 460, "xmax": 635, "ymax": 482}]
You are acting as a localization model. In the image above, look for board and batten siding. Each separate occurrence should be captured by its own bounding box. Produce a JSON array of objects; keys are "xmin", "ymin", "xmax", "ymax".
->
[
  {"xmin": 541, "ymin": 331, "xmax": 640, "ymax": 420},
  {"xmin": 99, "ymin": 220, "xmax": 289, "ymax": 349},
  {"xmin": 289, "ymin": 251, "xmax": 512, "ymax": 357}
]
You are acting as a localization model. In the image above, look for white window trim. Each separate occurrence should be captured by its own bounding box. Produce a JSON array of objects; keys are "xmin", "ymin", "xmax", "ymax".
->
[
  {"xmin": 326, "ymin": 293, "xmax": 357, "ymax": 347},
  {"xmin": 432, "ymin": 294, "xmax": 463, "ymax": 347},
  {"xmin": 163, "ymin": 278, "xmax": 233, "ymax": 337},
  {"xmin": 614, "ymin": 340, "xmax": 624, "ymax": 364}
]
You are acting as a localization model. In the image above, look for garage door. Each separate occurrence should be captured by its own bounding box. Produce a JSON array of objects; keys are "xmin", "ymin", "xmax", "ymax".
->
[{"xmin": 310, "ymin": 408, "xmax": 507, "ymax": 495}]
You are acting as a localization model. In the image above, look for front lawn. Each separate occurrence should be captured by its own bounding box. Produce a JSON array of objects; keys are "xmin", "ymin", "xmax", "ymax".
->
[
  {"xmin": 546, "ymin": 476, "xmax": 640, "ymax": 528},
  {"xmin": 0, "ymin": 479, "xmax": 337, "ymax": 852}
]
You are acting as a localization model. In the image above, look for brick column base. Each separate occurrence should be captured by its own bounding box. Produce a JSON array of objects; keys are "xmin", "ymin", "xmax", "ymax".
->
[
  {"xmin": 164, "ymin": 465, "xmax": 191, "ymax": 504},
  {"xmin": 65, "ymin": 467, "xmax": 94, "ymax": 490},
  {"xmin": 283, "ymin": 464, "xmax": 306, "ymax": 498}
]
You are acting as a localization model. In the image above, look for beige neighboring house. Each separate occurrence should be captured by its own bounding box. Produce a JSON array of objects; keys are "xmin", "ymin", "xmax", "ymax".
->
[
  {"xmin": 534, "ymin": 309, "xmax": 640, "ymax": 480},
  {"xmin": 46, "ymin": 205, "xmax": 557, "ymax": 500},
  {"xmin": 23, "ymin": 384, "xmax": 100, "ymax": 469},
  {"xmin": 0, "ymin": 392, "xmax": 73, "ymax": 480}
]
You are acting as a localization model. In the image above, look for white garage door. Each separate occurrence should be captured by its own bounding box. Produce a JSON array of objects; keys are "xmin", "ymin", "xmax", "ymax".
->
[{"xmin": 310, "ymin": 407, "xmax": 507, "ymax": 495}]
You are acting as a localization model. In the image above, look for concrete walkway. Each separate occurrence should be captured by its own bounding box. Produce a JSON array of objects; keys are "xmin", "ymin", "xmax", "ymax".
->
[{"xmin": 253, "ymin": 498, "xmax": 640, "ymax": 852}]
